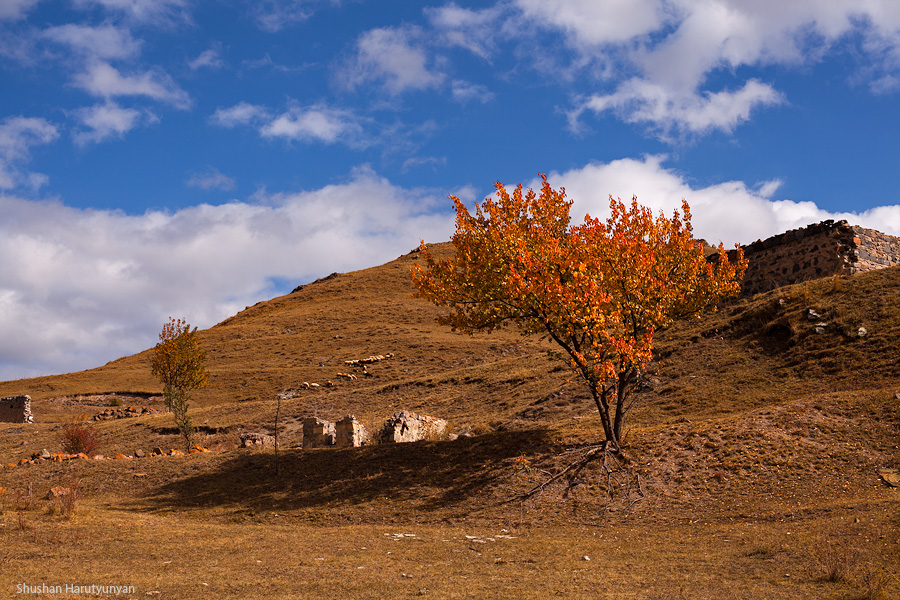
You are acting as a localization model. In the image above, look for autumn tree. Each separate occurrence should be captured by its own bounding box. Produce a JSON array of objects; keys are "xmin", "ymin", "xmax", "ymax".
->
[
  {"xmin": 150, "ymin": 318, "xmax": 209, "ymax": 451},
  {"xmin": 411, "ymin": 175, "xmax": 747, "ymax": 451}
]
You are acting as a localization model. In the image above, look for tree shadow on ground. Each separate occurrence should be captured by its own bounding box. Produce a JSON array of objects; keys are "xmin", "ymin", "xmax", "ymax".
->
[{"xmin": 139, "ymin": 429, "xmax": 554, "ymax": 516}]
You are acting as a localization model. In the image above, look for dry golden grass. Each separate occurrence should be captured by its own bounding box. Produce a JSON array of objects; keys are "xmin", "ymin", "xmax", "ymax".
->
[{"xmin": 1, "ymin": 247, "xmax": 899, "ymax": 598}]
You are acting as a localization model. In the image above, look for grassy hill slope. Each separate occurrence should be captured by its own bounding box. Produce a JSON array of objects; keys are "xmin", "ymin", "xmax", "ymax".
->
[{"xmin": 1, "ymin": 246, "xmax": 898, "ymax": 599}]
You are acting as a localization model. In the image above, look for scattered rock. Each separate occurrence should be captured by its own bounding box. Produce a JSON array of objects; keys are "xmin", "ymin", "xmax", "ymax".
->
[
  {"xmin": 93, "ymin": 406, "xmax": 158, "ymax": 421},
  {"xmin": 46, "ymin": 486, "xmax": 71, "ymax": 499},
  {"xmin": 240, "ymin": 432, "xmax": 276, "ymax": 449},
  {"xmin": 806, "ymin": 308, "xmax": 822, "ymax": 321},
  {"xmin": 877, "ymin": 468, "xmax": 900, "ymax": 487},
  {"xmin": 857, "ymin": 326, "xmax": 867, "ymax": 337},
  {"xmin": 134, "ymin": 449, "xmax": 146, "ymax": 458}
]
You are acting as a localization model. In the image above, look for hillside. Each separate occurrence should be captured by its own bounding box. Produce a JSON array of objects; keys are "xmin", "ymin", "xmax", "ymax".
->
[{"xmin": 1, "ymin": 246, "xmax": 898, "ymax": 599}]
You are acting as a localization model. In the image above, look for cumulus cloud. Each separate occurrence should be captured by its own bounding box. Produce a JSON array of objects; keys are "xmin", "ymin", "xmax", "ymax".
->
[
  {"xmin": 185, "ymin": 167, "xmax": 235, "ymax": 191},
  {"xmin": 578, "ymin": 78, "xmax": 784, "ymax": 138},
  {"xmin": 210, "ymin": 102, "xmax": 269, "ymax": 128},
  {"xmin": 529, "ymin": 156, "xmax": 900, "ymax": 246},
  {"xmin": 74, "ymin": 61, "xmax": 191, "ymax": 109},
  {"xmin": 425, "ymin": 2, "xmax": 504, "ymax": 59},
  {"xmin": 212, "ymin": 101, "xmax": 367, "ymax": 147},
  {"xmin": 0, "ymin": 167, "xmax": 454, "ymax": 380},
  {"xmin": 71, "ymin": 101, "xmax": 158, "ymax": 145},
  {"xmin": 506, "ymin": 1, "xmax": 900, "ymax": 137},
  {"xmin": 341, "ymin": 26, "xmax": 445, "ymax": 95},
  {"xmin": 515, "ymin": 0, "xmax": 668, "ymax": 47},
  {"xmin": 260, "ymin": 105, "xmax": 362, "ymax": 144},
  {"xmin": 42, "ymin": 23, "xmax": 142, "ymax": 60},
  {"xmin": 0, "ymin": 116, "xmax": 59, "ymax": 190}
]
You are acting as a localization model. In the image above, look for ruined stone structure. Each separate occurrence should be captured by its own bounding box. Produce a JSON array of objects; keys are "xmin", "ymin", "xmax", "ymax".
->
[
  {"xmin": 722, "ymin": 220, "xmax": 900, "ymax": 295},
  {"xmin": 379, "ymin": 410, "xmax": 448, "ymax": 444},
  {"xmin": 335, "ymin": 415, "xmax": 369, "ymax": 448},
  {"xmin": 302, "ymin": 417, "xmax": 336, "ymax": 448},
  {"xmin": 0, "ymin": 394, "xmax": 33, "ymax": 423}
]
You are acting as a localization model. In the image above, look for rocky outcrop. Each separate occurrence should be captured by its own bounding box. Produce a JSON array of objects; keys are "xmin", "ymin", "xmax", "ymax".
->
[{"xmin": 379, "ymin": 410, "xmax": 448, "ymax": 444}]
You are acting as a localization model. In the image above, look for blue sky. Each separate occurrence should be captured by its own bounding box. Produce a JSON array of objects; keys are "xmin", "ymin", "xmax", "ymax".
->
[{"xmin": 1, "ymin": 0, "xmax": 899, "ymax": 380}]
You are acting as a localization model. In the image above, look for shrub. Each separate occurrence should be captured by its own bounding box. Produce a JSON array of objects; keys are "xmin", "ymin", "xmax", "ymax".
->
[{"xmin": 58, "ymin": 422, "xmax": 101, "ymax": 455}]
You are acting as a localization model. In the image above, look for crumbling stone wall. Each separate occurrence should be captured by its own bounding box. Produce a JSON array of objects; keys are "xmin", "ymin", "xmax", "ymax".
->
[
  {"xmin": 724, "ymin": 220, "xmax": 900, "ymax": 295},
  {"xmin": 335, "ymin": 415, "xmax": 369, "ymax": 448},
  {"xmin": 302, "ymin": 417, "xmax": 336, "ymax": 448},
  {"xmin": 0, "ymin": 395, "xmax": 33, "ymax": 423}
]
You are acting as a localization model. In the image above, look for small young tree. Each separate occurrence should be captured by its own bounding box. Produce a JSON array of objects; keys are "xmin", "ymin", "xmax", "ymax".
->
[
  {"xmin": 411, "ymin": 175, "xmax": 747, "ymax": 451},
  {"xmin": 150, "ymin": 318, "xmax": 209, "ymax": 451}
]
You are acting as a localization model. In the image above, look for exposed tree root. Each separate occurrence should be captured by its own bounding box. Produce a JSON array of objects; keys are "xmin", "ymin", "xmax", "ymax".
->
[{"xmin": 503, "ymin": 443, "xmax": 645, "ymax": 511}]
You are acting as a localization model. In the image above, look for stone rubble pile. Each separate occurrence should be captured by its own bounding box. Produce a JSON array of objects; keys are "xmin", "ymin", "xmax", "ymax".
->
[{"xmin": 92, "ymin": 406, "xmax": 159, "ymax": 421}]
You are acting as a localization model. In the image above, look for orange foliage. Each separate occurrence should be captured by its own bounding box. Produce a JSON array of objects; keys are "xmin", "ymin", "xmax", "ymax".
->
[{"xmin": 411, "ymin": 175, "xmax": 747, "ymax": 448}]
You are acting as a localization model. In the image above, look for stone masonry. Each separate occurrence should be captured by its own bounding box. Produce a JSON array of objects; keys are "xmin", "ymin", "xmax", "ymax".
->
[
  {"xmin": 0, "ymin": 395, "xmax": 33, "ymax": 423},
  {"xmin": 335, "ymin": 415, "xmax": 369, "ymax": 448},
  {"xmin": 302, "ymin": 417, "xmax": 336, "ymax": 448},
  {"xmin": 379, "ymin": 410, "xmax": 448, "ymax": 444},
  {"xmin": 720, "ymin": 220, "xmax": 900, "ymax": 295}
]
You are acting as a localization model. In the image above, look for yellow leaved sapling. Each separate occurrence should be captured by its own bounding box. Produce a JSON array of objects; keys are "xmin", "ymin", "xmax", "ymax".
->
[
  {"xmin": 411, "ymin": 175, "xmax": 747, "ymax": 451},
  {"xmin": 150, "ymin": 318, "xmax": 209, "ymax": 451}
]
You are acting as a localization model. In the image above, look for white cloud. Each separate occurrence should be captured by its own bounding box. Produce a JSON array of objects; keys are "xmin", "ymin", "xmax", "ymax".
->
[
  {"xmin": 188, "ymin": 46, "xmax": 224, "ymax": 71},
  {"xmin": 530, "ymin": 156, "xmax": 900, "ymax": 247},
  {"xmin": 0, "ymin": 167, "xmax": 453, "ymax": 379},
  {"xmin": 401, "ymin": 156, "xmax": 447, "ymax": 172},
  {"xmin": 0, "ymin": 0, "xmax": 40, "ymax": 20},
  {"xmin": 342, "ymin": 26, "xmax": 445, "ymax": 95},
  {"xmin": 260, "ymin": 105, "xmax": 361, "ymax": 144},
  {"xmin": 186, "ymin": 167, "xmax": 235, "ymax": 191},
  {"xmin": 450, "ymin": 80, "xmax": 494, "ymax": 104},
  {"xmin": 72, "ymin": 0, "xmax": 191, "ymax": 25},
  {"xmin": 42, "ymin": 23, "xmax": 142, "ymax": 60},
  {"xmin": 425, "ymin": 2, "xmax": 503, "ymax": 59},
  {"xmin": 0, "ymin": 116, "xmax": 59, "ymax": 190},
  {"xmin": 515, "ymin": 0, "xmax": 668, "ymax": 47},
  {"xmin": 210, "ymin": 102, "xmax": 269, "ymax": 127},
  {"xmin": 212, "ymin": 102, "xmax": 367, "ymax": 147},
  {"xmin": 252, "ymin": 0, "xmax": 337, "ymax": 32},
  {"xmin": 579, "ymin": 78, "xmax": 784, "ymax": 138},
  {"xmin": 74, "ymin": 61, "xmax": 191, "ymax": 109},
  {"xmin": 72, "ymin": 101, "xmax": 158, "ymax": 145},
  {"xmin": 507, "ymin": 1, "xmax": 900, "ymax": 137}
]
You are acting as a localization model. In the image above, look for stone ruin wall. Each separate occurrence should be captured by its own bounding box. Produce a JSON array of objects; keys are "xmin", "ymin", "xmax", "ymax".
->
[
  {"xmin": 727, "ymin": 220, "xmax": 900, "ymax": 296},
  {"xmin": 0, "ymin": 395, "xmax": 33, "ymax": 423}
]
